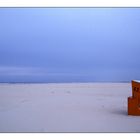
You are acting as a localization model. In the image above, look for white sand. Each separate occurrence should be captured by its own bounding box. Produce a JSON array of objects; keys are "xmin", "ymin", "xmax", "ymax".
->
[{"xmin": 0, "ymin": 82, "xmax": 140, "ymax": 132}]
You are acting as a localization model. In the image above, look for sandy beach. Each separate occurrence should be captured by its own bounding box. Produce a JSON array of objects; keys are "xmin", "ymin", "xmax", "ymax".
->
[{"xmin": 0, "ymin": 82, "xmax": 140, "ymax": 132}]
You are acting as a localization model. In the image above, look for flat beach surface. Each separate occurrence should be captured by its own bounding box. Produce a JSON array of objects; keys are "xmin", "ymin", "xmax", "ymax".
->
[{"xmin": 0, "ymin": 83, "xmax": 140, "ymax": 132}]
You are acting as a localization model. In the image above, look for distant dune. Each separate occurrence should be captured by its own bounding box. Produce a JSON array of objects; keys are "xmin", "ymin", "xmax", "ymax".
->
[{"xmin": 0, "ymin": 82, "xmax": 140, "ymax": 132}]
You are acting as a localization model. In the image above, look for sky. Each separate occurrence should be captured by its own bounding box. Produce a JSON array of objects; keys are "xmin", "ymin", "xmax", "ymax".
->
[{"xmin": 0, "ymin": 8, "xmax": 140, "ymax": 83}]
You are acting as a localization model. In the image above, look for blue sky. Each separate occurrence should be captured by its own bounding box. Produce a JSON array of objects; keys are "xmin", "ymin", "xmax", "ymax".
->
[{"xmin": 0, "ymin": 8, "xmax": 140, "ymax": 82}]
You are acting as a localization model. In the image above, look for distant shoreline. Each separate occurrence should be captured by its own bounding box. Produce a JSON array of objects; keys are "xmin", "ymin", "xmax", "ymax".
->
[{"xmin": 0, "ymin": 81, "xmax": 130, "ymax": 84}]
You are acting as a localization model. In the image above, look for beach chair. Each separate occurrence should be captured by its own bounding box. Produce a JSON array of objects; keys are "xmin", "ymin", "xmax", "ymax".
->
[{"xmin": 128, "ymin": 80, "xmax": 140, "ymax": 115}]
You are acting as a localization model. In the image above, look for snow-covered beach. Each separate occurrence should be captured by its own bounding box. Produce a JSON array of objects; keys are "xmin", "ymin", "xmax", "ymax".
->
[{"xmin": 0, "ymin": 82, "xmax": 140, "ymax": 132}]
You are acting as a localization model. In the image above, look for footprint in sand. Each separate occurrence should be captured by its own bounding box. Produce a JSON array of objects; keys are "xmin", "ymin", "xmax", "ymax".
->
[
  {"xmin": 21, "ymin": 99, "xmax": 29, "ymax": 103},
  {"xmin": 66, "ymin": 91, "xmax": 71, "ymax": 94},
  {"xmin": 51, "ymin": 91, "xmax": 55, "ymax": 94}
]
